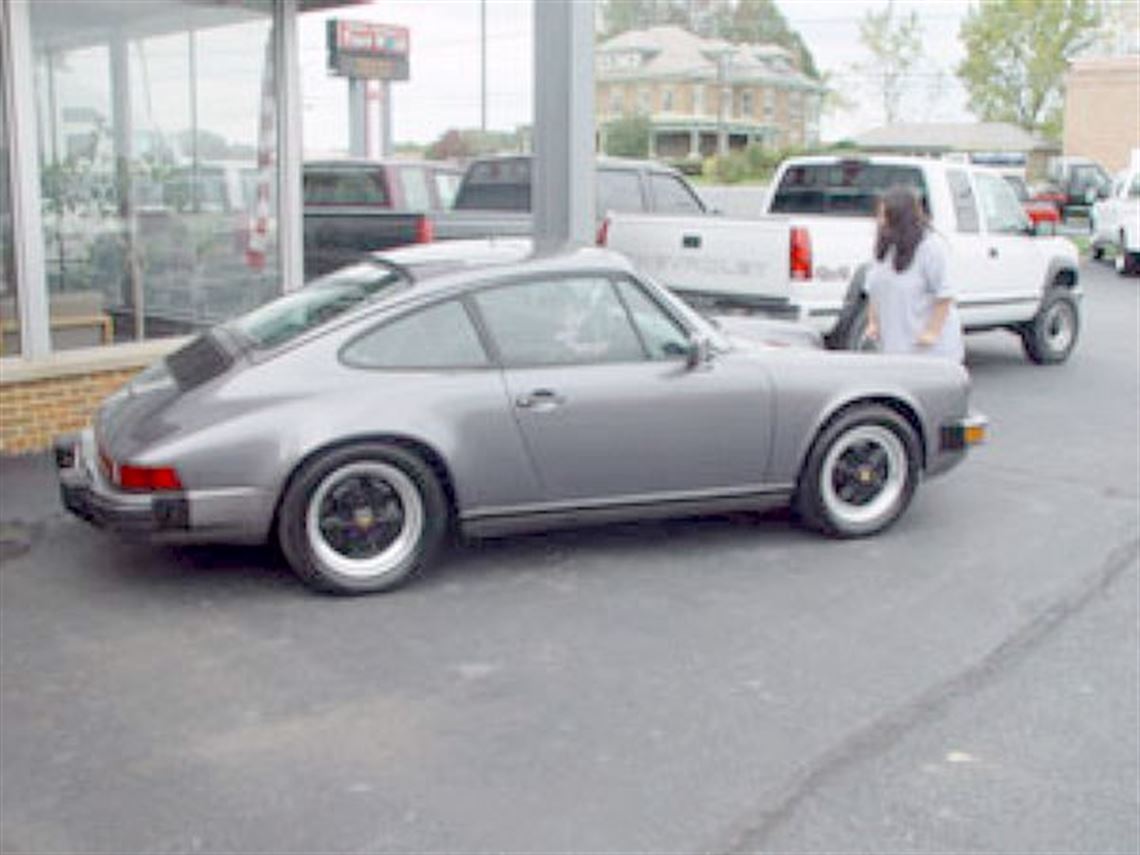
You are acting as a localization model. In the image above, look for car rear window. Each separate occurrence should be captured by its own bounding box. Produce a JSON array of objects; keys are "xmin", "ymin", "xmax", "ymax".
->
[
  {"xmin": 770, "ymin": 162, "xmax": 928, "ymax": 216},
  {"xmin": 229, "ymin": 262, "xmax": 409, "ymax": 351},
  {"xmin": 454, "ymin": 159, "xmax": 532, "ymax": 211},
  {"xmin": 303, "ymin": 169, "xmax": 390, "ymax": 206}
]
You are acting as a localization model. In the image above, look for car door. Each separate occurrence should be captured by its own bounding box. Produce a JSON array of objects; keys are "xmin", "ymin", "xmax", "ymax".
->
[
  {"xmin": 470, "ymin": 273, "xmax": 775, "ymax": 504},
  {"xmin": 969, "ymin": 170, "xmax": 1045, "ymax": 325}
]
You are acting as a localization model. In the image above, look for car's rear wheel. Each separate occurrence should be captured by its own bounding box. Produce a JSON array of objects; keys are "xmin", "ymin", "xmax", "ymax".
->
[
  {"xmin": 279, "ymin": 443, "xmax": 447, "ymax": 594},
  {"xmin": 1021, "ymin": 287, "xmax": 1079, "ymax": 364},
  {"xmin": 795, "ymin": 405, "xmax": 920, "ymax": 538}
]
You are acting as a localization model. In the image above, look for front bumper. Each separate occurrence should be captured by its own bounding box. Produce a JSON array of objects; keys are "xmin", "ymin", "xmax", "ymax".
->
[
  {"xmin": 54, "ymin": 431, "xmax": 189, "ymax": 537},
  {"xmin": 939, "ymin": 413, "xmax": 988, "ymax": 452}
]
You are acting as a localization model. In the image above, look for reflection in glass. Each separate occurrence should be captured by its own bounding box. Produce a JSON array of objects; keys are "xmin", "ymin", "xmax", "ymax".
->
[
  {"xmin": 30, "ymin": 0, "xmax": 279, "ymax": 350},
  {"xmin": 0, "ymin": 40, "xmax": 17, "ymax": 356}
]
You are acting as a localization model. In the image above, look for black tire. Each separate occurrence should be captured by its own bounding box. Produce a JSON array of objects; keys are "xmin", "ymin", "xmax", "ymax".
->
[
  {"xmin": 1115, "ymin": 234, "xmax": 1140, "ymax": 276},
  {"xmin": 794, "ymin": 405, "xmax": 921, "ymax": 538},
  {"xmin": 1020, "ymin": 287, "xmax": 1080, "ymax": 365},
  {"xmin": 278, "ymin": 442, "xmax": 448, "ymax": 594}
]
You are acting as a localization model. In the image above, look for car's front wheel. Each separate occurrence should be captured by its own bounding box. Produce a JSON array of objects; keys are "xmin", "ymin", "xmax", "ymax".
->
[
  {"xmin": 278, "ymin": 443, "xmax": 448, "ymax": 594},
  {"xmin": 1115, "ymin": 233, "xmax": 1140, "ymax": 276},
  {"xmin": 795, "ymin": 405, "xmax": 921, "ymax": 538},
  {"xmin": 1021, "ymin": 287, "xmax": 1079, "ymax": 364}
]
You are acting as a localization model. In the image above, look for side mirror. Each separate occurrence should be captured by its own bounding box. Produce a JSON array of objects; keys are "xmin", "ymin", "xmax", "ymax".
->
[{"xmin": 685, "ymin": 334, "xmax": 712, "ymax": 369}]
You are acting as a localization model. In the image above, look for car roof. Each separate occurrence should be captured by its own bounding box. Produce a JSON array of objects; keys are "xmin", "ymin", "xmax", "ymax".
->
[
  {"xmin": 460, "ymin": 153, "xmax": 683, "ymax": 176},
  {"xmin": 372, "ymin": 243, "xmax": 636, "ymax": 301}
]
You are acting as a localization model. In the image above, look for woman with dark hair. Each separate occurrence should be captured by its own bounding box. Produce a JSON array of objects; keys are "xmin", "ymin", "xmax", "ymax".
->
[{"xmin": 865, "ymin": 185, "xmax": 964, "ymax": 362}]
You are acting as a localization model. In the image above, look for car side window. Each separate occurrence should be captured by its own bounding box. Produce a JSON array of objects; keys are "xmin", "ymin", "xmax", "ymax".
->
[
  {"xmin": 342, "ymin": 299, "xmax": 488, "ymax": 369},
  {"xmin": 474, "ymin": 276, "xmax": 646, "ymax": 366},
  {"xmin": 596, "ymin": 169, "xmax": 645, "ymax": 217},
  {"xmin": 649, "ymin": 174, "xmax": 703, "ymax": 214},
  {"xmin": 614, "ymin": 278, "xmax": 690, "ymax": 360},
  {"xmin": 946, "ymin": 169, "xmax": 980, "ymax": 234},
  {"xmin": 974, "ymin": 172, "xmax": 1028, "ymax": 235}
]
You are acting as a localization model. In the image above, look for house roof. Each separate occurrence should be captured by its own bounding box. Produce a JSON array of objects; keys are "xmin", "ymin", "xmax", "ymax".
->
[
  {"xmin": 596, "ymin": 25, "xmax": 822, "ymax": 91},
  {"xmin": 852, "ymin": 122, "xmax": 1057, "ymax": 153}
]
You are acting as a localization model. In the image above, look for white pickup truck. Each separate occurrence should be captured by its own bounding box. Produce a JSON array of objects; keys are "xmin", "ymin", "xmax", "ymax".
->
[
  {"xmin": 1090, "ymin": 166, "xmax": 1140, "ymax": 276},
  {"xmin": 602, "ymin": 155, "xmax": 1083, "ymax": 364}
]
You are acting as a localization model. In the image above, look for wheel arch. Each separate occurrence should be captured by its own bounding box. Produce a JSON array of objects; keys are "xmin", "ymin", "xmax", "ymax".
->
[
  {"xmin": 270, "ymin": 433, "xmax": 460, "ymax": 542},
  {"xmin": 801, "ymin": 394, "xmax": 928, "ymax": 478},
  {"xmin": 1044, "ymin": 259, "xmax": 1078, "ymax": 290}
]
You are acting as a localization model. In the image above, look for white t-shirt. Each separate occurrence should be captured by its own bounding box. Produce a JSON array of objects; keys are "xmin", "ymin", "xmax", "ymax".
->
[{"xmin": 865, "ymin": 233, "xmax": 964, "ymax": 362}]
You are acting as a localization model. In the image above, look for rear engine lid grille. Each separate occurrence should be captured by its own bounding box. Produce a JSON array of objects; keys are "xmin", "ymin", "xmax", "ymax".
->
[{"xmin": 165, "ymin": 332, "xmax": 236, "ymax": 390}]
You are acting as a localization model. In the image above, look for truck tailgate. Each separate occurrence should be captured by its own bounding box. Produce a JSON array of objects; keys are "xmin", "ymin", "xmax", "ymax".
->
[{"xmin": 604, "ymin": 213, "xmax": 792, "ymax": 311}]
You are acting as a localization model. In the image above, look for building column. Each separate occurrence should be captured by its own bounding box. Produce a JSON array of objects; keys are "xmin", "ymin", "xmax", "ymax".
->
[
  {"xmin": 275, "ymin": 0, "xmax": 304, "ymax": 292},
  {"xmin": 1, "ymin": 0, "xmax": 49, "ymax": 357},
  {"xmin": 532, "ymin": 0, "xmax": 594, "ymax": 252}
]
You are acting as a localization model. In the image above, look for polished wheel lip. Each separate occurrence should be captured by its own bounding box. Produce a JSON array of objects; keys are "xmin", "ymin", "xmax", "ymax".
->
[
  {"xmin": 306, "ymin": 461, "xmax": 424, "ymax": 580},
  {"xmin": 820, "ymin": 424, "xmax": 907, "ymax": 529},
  {"xmin": 1043, "ymin": 299, "xmax": 1076, "ymax": 354}
]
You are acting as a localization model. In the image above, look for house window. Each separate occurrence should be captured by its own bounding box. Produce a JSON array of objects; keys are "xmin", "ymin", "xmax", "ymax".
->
[
  {"xmin": 638, "ymin": 87, "xmax": 652, "ymax": 114},
  {"xmin": 662, "ymin": 88, "xmax": 674, "ymax": 112},
  {"xmin": 740, "ymin": 90, "xmax": 754, "ymax": 117},
  {"xmin": 763, "ymin": 88, "xmax": 775, "ymax": 121}
]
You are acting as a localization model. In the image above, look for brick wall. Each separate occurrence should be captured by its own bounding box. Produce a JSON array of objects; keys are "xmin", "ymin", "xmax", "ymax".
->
[{"xmin": 0, "ymin": 368, "xmax": 139, "ymax": 454}]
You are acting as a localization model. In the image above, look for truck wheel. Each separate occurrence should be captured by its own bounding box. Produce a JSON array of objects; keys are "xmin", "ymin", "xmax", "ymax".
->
[
  {"xmin": 794, "ymin": 405, "xmax": 920, "ymax": 538},
  {"xmin": 278, "ymin": 443, "xmax": 448, "ymax": 594},
  {"xmin": 1116, "ymin": 234, "xmax": 1139, "ymax": 276},
  {"xmin": 1021, "ymin": 287, "xmax": 1079, "ymax": 365}
]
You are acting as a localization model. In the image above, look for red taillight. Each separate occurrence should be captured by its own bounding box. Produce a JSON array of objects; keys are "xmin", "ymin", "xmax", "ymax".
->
[
  {"xmin": 117, "ymin": 464, "xmax": 184, "ymax": 492},
  {"xmin": 790, "ymin": 226, "xmax": 812, "ymax": 280},
  {"xmin": 415, "ymin": 216, "xmax": 434, "ymax": 244},
  {"xmin": 596, "ymin": 217, "xmax": 610, "ymax": 246}
]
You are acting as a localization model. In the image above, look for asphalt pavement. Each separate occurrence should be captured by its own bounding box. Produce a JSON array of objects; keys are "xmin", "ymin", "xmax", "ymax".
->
[{"xmin": 1, "ymin": 259, "xmax": 1137, "ymax": 854}]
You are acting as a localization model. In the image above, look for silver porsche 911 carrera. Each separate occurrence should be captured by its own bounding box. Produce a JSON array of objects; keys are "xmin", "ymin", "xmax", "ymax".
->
[{"xmin": 55, "ymin": 243, "xmax": 986, "ymax": 594}]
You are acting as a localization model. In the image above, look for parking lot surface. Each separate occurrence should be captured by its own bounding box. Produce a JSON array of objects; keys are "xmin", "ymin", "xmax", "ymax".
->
[{"xmin": 1, "ymin": 260, "xmax": 1137, "ymax": 853}]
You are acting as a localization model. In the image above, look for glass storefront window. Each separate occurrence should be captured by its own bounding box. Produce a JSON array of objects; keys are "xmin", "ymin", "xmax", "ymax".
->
[
  {"xmin": 30, "ymin": 0, "xmax": 279, "ymax": 349},
  {"xmin": 0, "ymin": 26, "xmax": 17, "ymax": 356}
]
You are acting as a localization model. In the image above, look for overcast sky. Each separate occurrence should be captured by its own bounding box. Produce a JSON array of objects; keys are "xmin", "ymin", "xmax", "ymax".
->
[{"xmin": 298, "ymin": 0, "xmax": 976, "ymax": 153}]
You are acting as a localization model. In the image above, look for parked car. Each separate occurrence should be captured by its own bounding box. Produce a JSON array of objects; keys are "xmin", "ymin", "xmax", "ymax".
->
[
  {"xmin": 1090, "ymin": 167, "xmax": 1140, "ymax": 276},
  {"xmin": 602, "ymin": 155, "xmax": 1082, "ymax": 364},
  {"xmin": 1041, "ymin": 156, "xmax": 1112, "ymax": 221},
  {"xmin": 302, "ymin": 159, "xmax": 461, "ymax": 279},
  {"xmin": 430, "ymin": 155, "xmax": 711, "ymax": 242},
  {"xmin": 1002, "ymin": 174, "xmax": 1060, "ymax": 234},
  {"xmin": 55, "ymin": 244, "xmax": 984, "ymax": 595}
]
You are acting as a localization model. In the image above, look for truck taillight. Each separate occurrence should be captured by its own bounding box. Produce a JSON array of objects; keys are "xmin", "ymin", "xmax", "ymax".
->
[
  {"xmin": 415, "ymin": 216, "xmax": 434, "ymax": 244},
  {"xmin": 790, "ymin": 226, "xmax": 812, "ymax": 280},
  {"xmin": 596, "ymin": 217, "xmax": 610, "ymax": 246}
]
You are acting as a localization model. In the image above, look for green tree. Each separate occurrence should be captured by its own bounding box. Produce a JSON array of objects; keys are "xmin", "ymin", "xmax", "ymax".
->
[
  {"xmin": 726, "ymin": 0, "xmax": 820, "ymax": 78},
  {"xmin": 853, "ymin": 1, "xmax": 923, "ymax": 125},
  {"xmin": 603, "ymin": 116, "xmax": 652, "ymax": 158},
  {"xmin": 957, "ymin": 0, "xmax": 1101, "ymax": 139}
]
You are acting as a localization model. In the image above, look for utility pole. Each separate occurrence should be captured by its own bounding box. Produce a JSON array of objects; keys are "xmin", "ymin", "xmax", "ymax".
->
[{"xmin": 480, "ymin": 0, "xmax": 487, "ymax": 133}]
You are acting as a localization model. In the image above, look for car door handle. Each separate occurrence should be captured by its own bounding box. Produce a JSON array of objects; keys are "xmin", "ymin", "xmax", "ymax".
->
[
  {"xmin": 682, "ymin": 234, "xmax": 702, "ymax": 249},
  {"xmin": 516, "ymin": 389, "xmax": 566, "ymax": 410},
  {"xmin": 988, "ymin": 247, "xmax": 999, "ymax": 258}
]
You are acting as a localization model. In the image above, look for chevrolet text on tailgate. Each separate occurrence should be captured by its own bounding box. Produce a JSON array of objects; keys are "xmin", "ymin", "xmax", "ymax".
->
[{"xmin": 603, "ymin": 155, "xmax": 1083, "ymax": 364}]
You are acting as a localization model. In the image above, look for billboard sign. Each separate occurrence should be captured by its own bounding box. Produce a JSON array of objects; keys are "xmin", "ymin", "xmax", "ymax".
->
[{"xmin": 327, "ymin": 20, "xmax": 410, "ymax": 81}]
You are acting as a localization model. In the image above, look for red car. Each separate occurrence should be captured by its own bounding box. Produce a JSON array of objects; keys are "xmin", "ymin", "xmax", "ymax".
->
[{"xmin": 1001, "ymin": 175, "xmax": 1060, "ymax": 232}]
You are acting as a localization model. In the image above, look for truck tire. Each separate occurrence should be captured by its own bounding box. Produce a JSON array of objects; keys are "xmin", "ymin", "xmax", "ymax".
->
[
  {"xmin": 1021, "ymin": 287, "xmax": 1079, "ymax": 365},
  {"xmin": 1116, "ymin": 234, "xmax": 1139, "ymax": 276}
]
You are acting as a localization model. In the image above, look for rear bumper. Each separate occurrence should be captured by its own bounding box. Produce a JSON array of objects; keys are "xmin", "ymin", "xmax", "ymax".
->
[
  {"xmin": 54, "ymin": 431, "xmax": 270, "ymax": 544},
  {"xmin": 55, "ymin": 431, "xmax": 190, "ymax": 537}
]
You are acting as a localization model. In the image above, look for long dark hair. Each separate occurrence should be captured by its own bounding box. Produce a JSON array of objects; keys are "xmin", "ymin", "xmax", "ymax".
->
[{"xmin": 874, "ymin": 185, "xmax": 928, "ymax": 272}]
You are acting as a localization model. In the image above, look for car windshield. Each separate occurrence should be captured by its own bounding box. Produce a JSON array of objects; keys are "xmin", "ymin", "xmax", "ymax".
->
[{"xmin": 230, "ymin": 262, "xmax": 410, "ymax": 350}]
